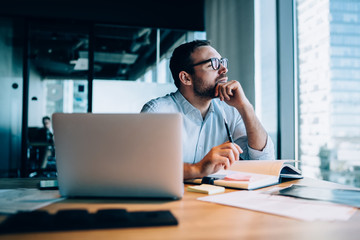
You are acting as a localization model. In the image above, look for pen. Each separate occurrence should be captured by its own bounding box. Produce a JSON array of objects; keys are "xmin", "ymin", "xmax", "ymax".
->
[
  {"xmin": 224, "ymin": 119, "xmax": 243, "ymax": 160},
  {"xmin": 224, "ymin": 119, "xmax": 234, "ymax": 143}
]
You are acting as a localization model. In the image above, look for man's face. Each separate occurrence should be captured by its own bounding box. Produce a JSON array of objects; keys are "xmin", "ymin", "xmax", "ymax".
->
[
  {"xmin": 43, "ymin": 119, "xmax": 51, "ymax": 129},
  {"xmin": 190, "ymin": 46, "xmax": 228, "ymax": 99}
]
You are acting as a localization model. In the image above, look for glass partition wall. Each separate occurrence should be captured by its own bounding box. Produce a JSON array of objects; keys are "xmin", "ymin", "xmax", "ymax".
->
[
  {"xmin": 24, "ymin": 20, "xmax": 199, "ymax": 177},
  {"xmin": 92, "ymin": 26, "xmax": 188, "ymax": 113},
  {"xmin": 27, "ymin": 21, "xmax": 89, "ymax": 177},
  {"xmin": 0, "ymin": 18, "xmax": 23, "ymax": 177}
]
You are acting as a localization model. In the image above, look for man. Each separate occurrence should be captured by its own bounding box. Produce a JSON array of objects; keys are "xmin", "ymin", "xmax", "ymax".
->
[
  {"xmin": 42, "ymin": 116, "xmax": 54, "ymax": 143},
  {"xmin": 40, "ymin": 116, "xmax": 54, "ymax": 169},
  {"xmin": 141, "ymin": 40, "xmax": 274, "ymax": 179}
]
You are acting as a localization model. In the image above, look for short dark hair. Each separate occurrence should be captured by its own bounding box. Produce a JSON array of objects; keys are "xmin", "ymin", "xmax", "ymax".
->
[
  {"xmin": 42, "ymin": 116, "xmax": 50, "ymax": 124},
  {"xmin": 169, "ymin": 40, "xmax": 211, "ymax": 89}
]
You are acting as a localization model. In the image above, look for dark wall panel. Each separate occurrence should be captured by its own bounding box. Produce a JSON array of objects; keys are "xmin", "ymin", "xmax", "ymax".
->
[{"xmin": 0, "ymin": 0, "xmax": 205, "ymax": 31}]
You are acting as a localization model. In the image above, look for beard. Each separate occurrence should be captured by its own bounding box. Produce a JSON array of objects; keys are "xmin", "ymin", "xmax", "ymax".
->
[
  {"xmin": 193, "ymin": 74, "xmax": 227, "ymax": 99},
  {"xmin": 193, "ymin": 78, "xmax": 216, "ymax": 99}
]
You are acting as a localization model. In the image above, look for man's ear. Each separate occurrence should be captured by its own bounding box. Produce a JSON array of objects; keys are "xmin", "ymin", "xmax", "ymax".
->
[{"xmin": 178, "ymin": 71, "xmax": 192, "ymax": 86}]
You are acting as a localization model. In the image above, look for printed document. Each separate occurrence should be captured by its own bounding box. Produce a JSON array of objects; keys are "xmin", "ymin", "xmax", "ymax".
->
[
  {"xmin": 198, "ymin": 190, "xmax": 357, "ymax": 221},
  {"xmin": 0, "ymin": 189, "xmax": 63, "ymax": 214}
]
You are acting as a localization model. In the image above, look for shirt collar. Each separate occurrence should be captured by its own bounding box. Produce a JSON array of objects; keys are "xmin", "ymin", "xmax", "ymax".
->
[
  {"xmin": 174, "ymin": 90, "xmax": 197, "ymax": 115},
  {"xmin": 174, "ymin": 90, "xmax": 215, "ymax": 119}
]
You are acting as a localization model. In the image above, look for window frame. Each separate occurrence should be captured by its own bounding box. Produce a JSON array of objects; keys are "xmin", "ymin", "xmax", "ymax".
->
[{"xmin": 277, "ymin": 0, "xmax": 297, "ymax": 160}]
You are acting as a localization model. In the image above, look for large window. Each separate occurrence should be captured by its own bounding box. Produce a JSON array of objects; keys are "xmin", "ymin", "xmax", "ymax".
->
[{"xmin": 295, "ymin": 0, "xmax": 360, "ymax": 187}]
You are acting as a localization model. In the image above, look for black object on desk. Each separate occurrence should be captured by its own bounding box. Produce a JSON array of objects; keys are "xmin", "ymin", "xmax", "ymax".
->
[
  {"xmin": 201, "ymin": 176, "xmax": 219, "ymax": 185},
  {"xmin": 0, "ymin": 209, "xmax": 178, "ymax": 234}
]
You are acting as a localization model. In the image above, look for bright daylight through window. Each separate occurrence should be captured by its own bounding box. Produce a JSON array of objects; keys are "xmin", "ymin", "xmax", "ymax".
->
[{"xmin": 296, "ymin": 0, "xmax": 360, "ymax": 187}]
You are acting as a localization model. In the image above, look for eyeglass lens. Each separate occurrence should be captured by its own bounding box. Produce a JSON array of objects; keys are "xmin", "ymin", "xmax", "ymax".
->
[{"xmin": 211, "ymin": 58, "xmax": 228, "ymax": 70}]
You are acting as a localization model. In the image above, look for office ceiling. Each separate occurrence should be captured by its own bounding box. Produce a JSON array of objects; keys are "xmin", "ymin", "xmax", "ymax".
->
[{"xmin": 29, "ymin": 22, "xmax": 186, "ymax": 80}]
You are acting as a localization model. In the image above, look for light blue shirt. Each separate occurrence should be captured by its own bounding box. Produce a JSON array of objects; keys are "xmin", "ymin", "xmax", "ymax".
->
[{"xmin": 141, "ymin": 90, "xmax": 275, "ymax": 163}]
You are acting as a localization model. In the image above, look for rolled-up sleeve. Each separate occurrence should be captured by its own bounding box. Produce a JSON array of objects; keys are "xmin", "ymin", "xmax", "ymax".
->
[{"xmin": 246, "ymin": 135, "xmax": 275, "ymax": 160}]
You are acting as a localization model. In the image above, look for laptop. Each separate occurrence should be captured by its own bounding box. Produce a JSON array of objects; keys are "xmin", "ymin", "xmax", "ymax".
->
[{"xmin": 52, "ymin": 113, "xmax": 183, "ymax": 199}]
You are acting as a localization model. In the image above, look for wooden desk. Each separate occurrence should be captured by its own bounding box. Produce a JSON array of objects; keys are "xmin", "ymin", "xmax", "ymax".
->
[{"xmin": 0, "ymin": 178, "xmax": 359, "ymax": 240}]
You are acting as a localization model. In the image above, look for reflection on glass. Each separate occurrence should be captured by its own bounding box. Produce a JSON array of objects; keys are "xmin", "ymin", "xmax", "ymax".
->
[{"xmin": 296, "ymin": 0, "xmax": 360, "ymax": 187}]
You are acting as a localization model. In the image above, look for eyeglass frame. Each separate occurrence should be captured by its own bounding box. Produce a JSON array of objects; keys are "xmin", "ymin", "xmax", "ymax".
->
[{"xmin": 190, "ymin": 57, "xmax": 228, "ymax": 70}]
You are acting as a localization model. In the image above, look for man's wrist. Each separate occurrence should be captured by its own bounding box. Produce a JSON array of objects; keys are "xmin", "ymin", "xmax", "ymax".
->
[{"xmin": 183, "ymin": 163, "xmax": 202, "ymax": 180}]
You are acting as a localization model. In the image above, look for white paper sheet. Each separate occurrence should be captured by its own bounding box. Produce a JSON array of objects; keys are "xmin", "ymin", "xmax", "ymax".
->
[
  {"xmin": 0, "ymin": 188, "xmax": 64, "ymax": 214},
  {"xmin": 198, "ymin": 190, "xmax": 357, "ymax": 221}
]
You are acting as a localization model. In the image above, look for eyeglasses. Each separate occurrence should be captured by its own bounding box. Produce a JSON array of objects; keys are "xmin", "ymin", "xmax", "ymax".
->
[{"xmin": 191, "ymin": 57, "xmax": 228, "ymax": 70}]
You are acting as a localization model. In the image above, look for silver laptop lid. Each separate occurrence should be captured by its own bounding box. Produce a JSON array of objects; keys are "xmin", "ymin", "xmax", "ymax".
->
[{"xmin": 52, "ymin": 113, "xmax": 183, "ymax": 199}]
